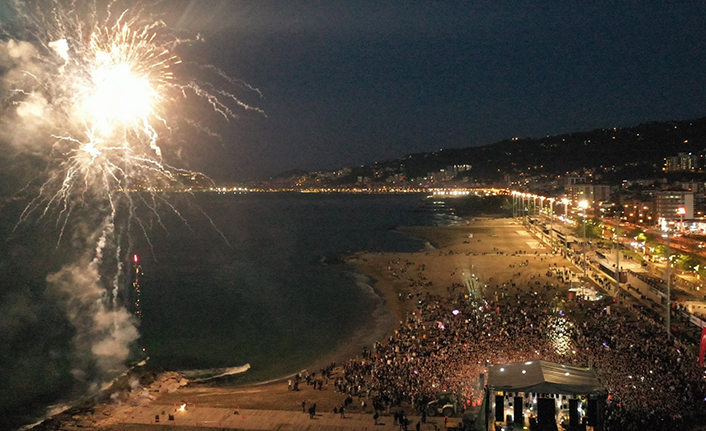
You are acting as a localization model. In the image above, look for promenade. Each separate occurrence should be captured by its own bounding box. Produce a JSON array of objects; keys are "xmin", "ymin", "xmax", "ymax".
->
[{"xmin": 110, "ymin": 406, "xmax": 440, "ymax": 431}]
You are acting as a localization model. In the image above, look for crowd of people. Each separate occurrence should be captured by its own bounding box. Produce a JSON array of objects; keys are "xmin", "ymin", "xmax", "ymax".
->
[
  {"xmin": 578, "ymin": 306, "xmax": 705, "ymax": 430},
  {"xmin": 338, "ymin": 253, "xmax": 706, "ymax": 430}
]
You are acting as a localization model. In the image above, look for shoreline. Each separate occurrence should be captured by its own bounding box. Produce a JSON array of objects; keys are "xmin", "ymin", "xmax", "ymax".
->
[
  {"xmin": 227, "ymin": 223, "xmax": 436, "ymax": 388},
  {"xmin": 202, "ymin": 236, "xmax": 426, "ymax": 389},
  {"xmin": 197, "ymin": 261, "xmax": 403, "ymax": 390}
]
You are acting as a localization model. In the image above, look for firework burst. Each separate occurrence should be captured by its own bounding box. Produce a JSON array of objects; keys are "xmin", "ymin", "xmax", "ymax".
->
[{"xmin": 3, "ymin": 0, "xmax": 261, "ymax": 235}]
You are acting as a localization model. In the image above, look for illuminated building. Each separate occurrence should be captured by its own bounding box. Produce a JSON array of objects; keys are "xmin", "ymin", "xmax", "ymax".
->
[
  {"xmin": 655, "ymin": 190, "xmax": 694, "ymax": 221},
  {"xmin": 566, "ymin": 183, "xmax": 611, "ymax": 207}
]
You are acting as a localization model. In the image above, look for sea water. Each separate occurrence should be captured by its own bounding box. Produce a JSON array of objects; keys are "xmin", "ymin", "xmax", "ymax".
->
[{"xmin": 137, "ymin": 193, "xmax": 450, "ymax": 382}]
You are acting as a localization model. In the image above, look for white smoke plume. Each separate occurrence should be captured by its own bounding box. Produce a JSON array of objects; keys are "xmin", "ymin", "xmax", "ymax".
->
[
  {"xmin": 0, "ymin": 39, "xmax": 58, "ymax": 152},
  {"xmin": 46, "ymin": 217, "xmax": 139, "ymax": 380}
]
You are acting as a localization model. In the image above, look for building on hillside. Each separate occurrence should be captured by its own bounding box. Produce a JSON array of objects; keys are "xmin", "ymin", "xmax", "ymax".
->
[
  {"xmin": 620, "ymin": 198, "xmax": 655, "ymax": 225},
  {"xmin": 664, "ymin": 152, "xmax": 699, "ymax": 172},
  {"xmin": 566, "ymin": 183, "xmax": 611, "ymax": 206},
  {"xmin": 448, "ymin": 164, "xmax": 472, "ymax": 172},
  {"xmin": 564, "ymin": 176, "xmax": 587, "ymax": 189}
]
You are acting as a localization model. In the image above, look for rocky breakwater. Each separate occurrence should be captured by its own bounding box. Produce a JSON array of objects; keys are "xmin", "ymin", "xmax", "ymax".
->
[{"xmin": 31, "ymin": 371, "xmax": 188, "ymax": 431}]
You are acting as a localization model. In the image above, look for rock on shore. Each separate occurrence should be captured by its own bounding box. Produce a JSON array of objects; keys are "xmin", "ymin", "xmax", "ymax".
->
[{"xmin": 30, "ymin": 371, "xmax": 188, "ymax": 431}]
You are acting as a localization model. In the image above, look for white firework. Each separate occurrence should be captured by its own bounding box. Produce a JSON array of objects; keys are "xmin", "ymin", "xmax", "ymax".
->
[{"xmin": 3, "ymin": 0, "xmax": 261, "ymax": 235}]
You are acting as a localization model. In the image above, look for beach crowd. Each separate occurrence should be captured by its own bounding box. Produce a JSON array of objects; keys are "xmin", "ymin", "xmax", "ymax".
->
[{"xmin": 338, "ymin": 253, "xmax": 706, "ymax": 430}]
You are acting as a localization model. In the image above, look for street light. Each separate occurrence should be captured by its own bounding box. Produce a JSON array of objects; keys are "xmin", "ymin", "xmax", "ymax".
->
[
  {"xmin": 614, "ymin": 212, "xmax": 621, "ymax": 294},
  {"xmin": 548, "ymin": 198, "xmax": 555, "ymax": 249},
  {"xmin": 579, "ymin": 200, "xmax": 589, "ymax": 286},
  {"xmin": 517, "ymin": 192, "xmax": 522, "ymax": 219},
  {"xmin": 662, "ymin": 233, "xmax": 671, "ymax": 339},
  {"xmin": 677, "ymin": 206, "xmax": 686, "ymax": 233},
  {"xmin": 533, "ymin": 195, "xmax": 538, "ymax": 218},
  {"xmin": 562, "ymin": 198, "xmax": 570, "ymax": 257},
  {"xmin": 539, "ymin": 196, "xmax": 546, "ymax": 239}
]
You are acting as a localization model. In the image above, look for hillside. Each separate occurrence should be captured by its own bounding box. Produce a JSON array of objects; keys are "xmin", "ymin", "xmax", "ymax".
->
[{"xmin": 329, "ymin": 116, "xmax": 706, "ymax": 184}]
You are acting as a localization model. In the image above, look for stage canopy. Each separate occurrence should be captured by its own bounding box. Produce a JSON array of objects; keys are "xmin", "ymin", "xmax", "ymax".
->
[{"xmin": 487, "ymin": 360, "xmax": 604, "ymax": 396}]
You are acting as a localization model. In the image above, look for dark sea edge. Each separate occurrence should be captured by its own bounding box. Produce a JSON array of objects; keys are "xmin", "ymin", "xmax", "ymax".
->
[
  {"xmin": 172, "ymin": 206, "xmax": 452, "ymax": 388},
  {"xmin": 186, "ymin": 230, "xmax": 431, "ymax": 388}
]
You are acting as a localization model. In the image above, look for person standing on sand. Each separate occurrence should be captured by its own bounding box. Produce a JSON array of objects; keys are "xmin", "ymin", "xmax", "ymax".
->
[
  {"xmin": 340, "ymin": 404, "xmax": 345, "ymax": 418},
  {"xmin": 302, "ymin": 401, "xmax": 306, "ymax": 413}
]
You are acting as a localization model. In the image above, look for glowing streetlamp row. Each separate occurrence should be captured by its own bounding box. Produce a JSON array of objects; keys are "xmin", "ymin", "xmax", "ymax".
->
[{"xmin": 509, "ymin": 191, "xmax": 588, "ymax": 217}]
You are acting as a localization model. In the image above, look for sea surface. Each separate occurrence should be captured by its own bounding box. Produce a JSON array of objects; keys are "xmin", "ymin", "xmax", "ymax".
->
[
  {"xmin": 0, "ymin": 192, "xmax": 461, "ymax": 429},
  {"xmin": 137, "ymin": 193, "xmax": 459, "ymax": 381}
]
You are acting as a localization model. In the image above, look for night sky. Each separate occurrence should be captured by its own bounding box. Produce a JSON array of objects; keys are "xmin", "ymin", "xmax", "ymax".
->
[{"xmin": 22, "ymin": 1, "xmax": 706, "ymax": 180}]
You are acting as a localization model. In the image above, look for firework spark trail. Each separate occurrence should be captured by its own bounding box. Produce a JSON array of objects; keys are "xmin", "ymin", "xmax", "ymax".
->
[{"xmin": 1, "ymin": 0, "xmax": 260, "ymax": 388}]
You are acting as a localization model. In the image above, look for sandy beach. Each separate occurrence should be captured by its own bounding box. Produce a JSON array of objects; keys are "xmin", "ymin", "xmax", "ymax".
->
[{"xmin": 37, "ymin": 217, "xmax": 588, "ymax": 431}]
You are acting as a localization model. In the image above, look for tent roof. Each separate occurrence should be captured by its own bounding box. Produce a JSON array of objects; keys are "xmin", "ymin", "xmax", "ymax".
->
[{"xmin": 487, "ymin": 360, "xmax": 604, "ymax": 396}]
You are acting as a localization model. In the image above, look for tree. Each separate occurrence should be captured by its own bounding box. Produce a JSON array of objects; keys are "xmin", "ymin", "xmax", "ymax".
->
[
  {"xmin": 653, "ymin": 244, "xmax": 667, "ymax": 258},
  {"xmin": 626, "ymin": 227, "xmax": 644, "ymax": 238},
  {"xmin": 574, "ymin": 218, "xmax": 601, "ymax": 239},
  {"xmin": 676, "ymin": 254, "xmax": 701, "ymax": 272}
]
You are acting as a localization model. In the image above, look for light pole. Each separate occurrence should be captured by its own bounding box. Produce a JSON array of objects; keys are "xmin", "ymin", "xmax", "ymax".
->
[
  {"xmin": 539, "ymin": 196, "xmax": 546, "ymax": 239},
  {"xmin": 579, "ymin": 200, "xmax": 589, "ymax": 285},
  {"xmin": 562, "ymin": 198, "xmax": 570, "ymax": 257},
  {"xmin": 517, "ymin": 192, "xmax": 522, "ymax": 219},
  {"xmin": 663, "ymin": 233, "xmax": 671, "ymax": 339},
  {"xmin": 548, "ymin": 198, "xmax": 555, "ymax": 248},
  {"xmin": 519, "ymin": 193, "xmax": 523, "ymax": 219},
  {"xmin": 614, "ymin": 212, "xmax": 621, "ymax": 293}
]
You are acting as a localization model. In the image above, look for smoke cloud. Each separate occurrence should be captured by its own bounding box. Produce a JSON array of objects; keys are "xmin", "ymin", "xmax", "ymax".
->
[
  {"xmin": 0, "ymin": 39, "xmax": 55, "ymax": 149},
  {"xmin": 46, "ymin": 218, "xmax": 139, "ymax": 382},
  {"xmin": 3, "ymin": 39, "xmax": 37, "ymax": 62}
]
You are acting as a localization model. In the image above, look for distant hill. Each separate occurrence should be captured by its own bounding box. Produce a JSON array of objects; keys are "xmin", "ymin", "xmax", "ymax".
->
[
  {"xmin": 269, "ymin": 168, "xmax": 309, "ymax": 180},
  {"xmin": 327, "ymin": 116, "xmax": 706, "ymax": 184}
]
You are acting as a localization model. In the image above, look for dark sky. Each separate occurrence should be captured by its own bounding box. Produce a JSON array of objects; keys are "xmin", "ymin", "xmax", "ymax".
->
[{"xmin": 164, "ymin": 1, "xmax": 706, "ymax": 180}]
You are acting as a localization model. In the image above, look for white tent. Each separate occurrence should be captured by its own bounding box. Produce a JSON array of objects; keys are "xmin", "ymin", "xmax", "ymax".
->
[{"xmin": 487, "ymin": 360, "xmax": 604, "ymax": 396}]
